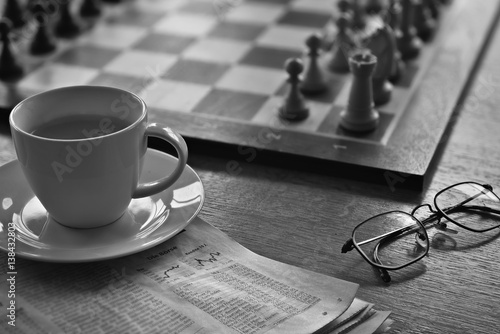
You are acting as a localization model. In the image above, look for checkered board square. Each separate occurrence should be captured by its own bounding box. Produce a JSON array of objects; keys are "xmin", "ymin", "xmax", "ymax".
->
[{"xmin": 1, "ymin": 0, "xmax": 498, "ymax": 189}]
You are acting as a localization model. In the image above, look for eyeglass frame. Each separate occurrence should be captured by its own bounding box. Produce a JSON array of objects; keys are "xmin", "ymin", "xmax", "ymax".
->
[{"xmin": 341, "ymin": 181, "xmax": 500, "ymax": 282}]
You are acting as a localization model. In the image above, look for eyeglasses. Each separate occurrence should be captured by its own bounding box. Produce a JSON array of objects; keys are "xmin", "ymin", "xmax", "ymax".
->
[{"xmin": 341, "ymin": 181, "xmax": 500, "ymax": 282}]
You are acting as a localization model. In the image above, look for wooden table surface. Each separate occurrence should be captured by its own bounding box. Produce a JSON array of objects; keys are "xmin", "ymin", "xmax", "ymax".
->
[{"xmin": 1, "ymin": 20, "xmax": 500, "ymax": 334}]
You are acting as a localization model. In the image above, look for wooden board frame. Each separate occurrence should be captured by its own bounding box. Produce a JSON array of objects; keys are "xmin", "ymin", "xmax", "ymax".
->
[
  {"xmin": 149, "ymin": 0, "xmax": 500, "ymax": 190},
  {"xmin": 1, "ymin": 0, "xmax": 499, "ymax": 190}
]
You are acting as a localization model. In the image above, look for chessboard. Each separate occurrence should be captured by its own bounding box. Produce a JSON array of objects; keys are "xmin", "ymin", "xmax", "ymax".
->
[{"xmin": 0, "ymin": 0, "xmax": 499, "ymax": 189}]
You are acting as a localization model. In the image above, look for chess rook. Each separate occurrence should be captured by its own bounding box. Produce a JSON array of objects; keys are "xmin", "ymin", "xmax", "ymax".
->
[{"xmin": 340, "ymin": 52, "xmax": 379, "ymax": 132}]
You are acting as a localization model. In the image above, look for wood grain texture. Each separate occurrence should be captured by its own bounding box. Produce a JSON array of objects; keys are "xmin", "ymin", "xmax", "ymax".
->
[{"xmin": 1, "ymin": 15, "xmax": 500, "ymax": 334}]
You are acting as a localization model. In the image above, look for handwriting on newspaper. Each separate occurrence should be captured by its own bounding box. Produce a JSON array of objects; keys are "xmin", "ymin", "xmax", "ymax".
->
[{"xmin": 138, "ymin": 244, "xmax": 321, "ymax": 334}]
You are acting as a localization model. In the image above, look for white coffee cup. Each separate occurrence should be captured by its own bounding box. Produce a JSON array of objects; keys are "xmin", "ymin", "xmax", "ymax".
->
[{"xmin": 9, "ymin": 86, "xmax": 188, "ymax": 228}]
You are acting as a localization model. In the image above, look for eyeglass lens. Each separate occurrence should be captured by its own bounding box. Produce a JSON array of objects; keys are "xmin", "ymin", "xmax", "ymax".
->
[
  {"xmin": 353, "ymin": 212, "xmax": 428, "ymax": 270},
  {"xmin": 435, "ymin": 183, "xmax": 500, "ymax": 232}
]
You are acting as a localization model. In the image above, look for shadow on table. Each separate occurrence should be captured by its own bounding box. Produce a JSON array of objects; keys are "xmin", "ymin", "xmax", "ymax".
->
[{"xmin": 430, "ymin": 228, "xmax": 500, "ymax": 251}]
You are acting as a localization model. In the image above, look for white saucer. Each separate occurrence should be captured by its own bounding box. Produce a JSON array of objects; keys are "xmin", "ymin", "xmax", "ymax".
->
[{"xmin": 0, "ymin": 149, "xmax": 204, "ymax": 262}]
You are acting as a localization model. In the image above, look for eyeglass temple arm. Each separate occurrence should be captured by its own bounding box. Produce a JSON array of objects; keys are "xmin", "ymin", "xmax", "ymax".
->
[
  {"xmin": 341, "ymin": 216, "xmax": 426, "ymax": 253},
  {"xmin": 341, "ymin": 225, "xmax": 412, "ymax": 253},
  {"xmin": 349, "ymin": 223, "xmax": 420, "ymax": 249},
  {"xmin": 447, "ymin": 205, "xmax": 500, "ymax": 215},
  {"xmin": 441, "ymin": 184, "xmax": 494, "ymax": 214}
]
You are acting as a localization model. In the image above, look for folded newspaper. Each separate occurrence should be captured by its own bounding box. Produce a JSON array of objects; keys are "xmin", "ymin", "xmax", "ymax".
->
[{"xmin": 0, "ymin": 217, "xmax": 391, "ymax": 333}]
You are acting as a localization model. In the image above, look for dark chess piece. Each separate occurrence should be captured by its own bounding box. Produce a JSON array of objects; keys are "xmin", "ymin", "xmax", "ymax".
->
[
  {"xmin": 301, "ymin": 33, "xmax": 328, "ymax": 95},
  {"xmin": 54, "ymin": 1, "xmax": 81, "ymax": 38},
  {"xmin": 365, "ymin": 24, "xmax": 397, "ymax": 105},
  {"xmin": 413, "ymin": 0, "xmax": 436, "ymax": 41},
  {"xmin": 389, "ymin": 45, "xmax": 405, "ymax": 83},
  {"xmin": 424, "ymin": 0, "xmax": 441, "ymax": 19},
  {"xmin": 350, "ymin": 0, "xmax": 367, "ymax": 30},
  {"xmin": 395, "ymin": 0, "xmax": 422, "ymax": 60},
  {"xmin": 366, "ymin": 0, "xmax": 388, "ymax": 14},
  {"xmin": 383, "ymin": 0, "xmax": 405, "ymax": 82},
  {"xmin": 2, "ymin": 0, "xmax": 26, "ymax": 29},
  {"xmin": 328, "ymin": 13, "xmax": 356, "ymax": 73},
  {"xmin": 0, "ymin": 18, "xmax": 24, "ymax": 81},
  {"xmin": 80, "ymin": 0, "xmax": 102, "ymax": 18},
  {"xmin": 385, "ymin": 0, "xmax": 401, "ymax": 30},
  {"xmin": 340, "ymin": 51, "xmax": 379, "ymax": 132},
  {"xmin": 337, "ymin": 0, "xmax": 351, "ymax": 13},
  {"xmin": 29, "ymin": 3, "xmax": 57, "ymax": 55},
  {"xmin": 279, "ymin": 58, "xmax": 309, "ymax": 122}
]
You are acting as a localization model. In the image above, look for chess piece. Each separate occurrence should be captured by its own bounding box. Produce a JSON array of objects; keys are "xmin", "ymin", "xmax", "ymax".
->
[
  {"xmin": 80, "ymin": 0, "xmax": 102, "ymax": 18},
  {"xmin": 413, "ymin": 0, "xmax": 436, "ymax": 41},
  {"xmin": 395, "ymin": 0, "xmax": 422, "ymax": 60},
  {"xmin": 384, "ymin": 0, "xmax": 405, "ymax": 82},
  {"xmin": 337, "ymin": 0, "xmax": 351, "ymax": 13},
  {"xmin": 328, "ymin": 13, "xmax": 356, "ymax": 73},
  {"xmin": 54, "ymin": 1, "xmax": 81, "ymax": 38},
  {"xmin": 366, "ymin": 0, "xmax": 389, "ymax": 14},
  {"xmin": 340, "ymin": 51, "xmax": 379, "ymax": 132},
  {"xmin": 350, "ymin": 0, "xmax": 367, "ymax": 30},
  {"xmin": 0, "ymin": 18, "xmax": 23, "ymax": 81},
  {"xmin": 424, "ymin": 0, "xmax": 441, "ymax": 19},
  {"xmin": 301, "ymin": 34, "xmax": 328, "ymax": 95},
  {"xmin": 3, "ymin": 0, "xmax": 26, "ymax": 29},
  {"xmin": 365, "ymin": 24, "xmax": 396, "ymax": 105},
  {"xmin": 279, "ymin": 58, "xmax": 309, "ymax": 122},
  {"xmin": 389, "ymin": 45, "xmax": 405, "ymax": 83},
  {"xmin": 30, "ymin": 3, "xmax": 57, "ymax": 55},
  {"xmin": 384, "ymin": 0, "xmax": 401, "ymax": 30}
]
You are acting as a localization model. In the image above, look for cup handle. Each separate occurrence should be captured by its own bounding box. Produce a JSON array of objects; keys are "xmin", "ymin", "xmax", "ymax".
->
[{"xmin": 132, "ymin": 123, "xmax": 188, "ymax": 198}]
